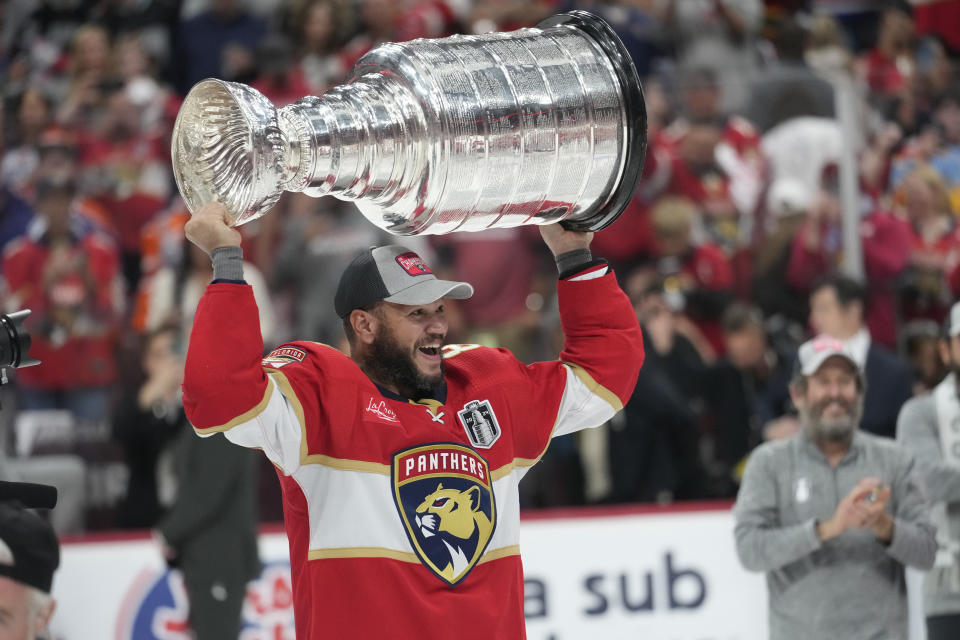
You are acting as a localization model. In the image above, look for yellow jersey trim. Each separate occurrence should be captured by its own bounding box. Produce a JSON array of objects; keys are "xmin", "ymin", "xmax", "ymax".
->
[
  {"xmin": 307, "ymin": 547, "xmax": 419, "ymax": 563},
  {"xmin": 562, "ymin": 362, "xmax": 623, "ymax": 412},
  {"xmin": 478, "ymin": 545, "xmax": 521, "ymax": 565},
  {"xmin": 306, "ymin": 545, "xmax": 520, "ymax": 565},
  {"xmin": 266, "ymin": 368, "xmax": 392, "ymax": 474},
  {"xmin": 192, "ymin": 378, "xmax": 274, "ymax": 435}
]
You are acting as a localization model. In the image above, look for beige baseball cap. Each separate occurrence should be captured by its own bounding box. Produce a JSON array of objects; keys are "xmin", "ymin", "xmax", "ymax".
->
[{"xmin": 797, "ymin": 334, "xmax": 860, "ymax": 376}]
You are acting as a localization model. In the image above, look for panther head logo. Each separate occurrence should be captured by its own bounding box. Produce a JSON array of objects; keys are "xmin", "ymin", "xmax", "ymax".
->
[
  {"xmin": 414, "ymin": 483, "xmax": 494, "ymax": 582},
  {"xmin": 393, "ymin": 444, "xmax": 497, "ymax": 586}
]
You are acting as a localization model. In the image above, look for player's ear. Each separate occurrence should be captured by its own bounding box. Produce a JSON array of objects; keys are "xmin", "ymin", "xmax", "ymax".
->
[
  {"xmin": 350, "ymin": 308, "xmax": 379, "ymax": 345},
  {"xmin": 36, "ymin": 597, "xmax": 56, "ymax": 634},
  {"xmin": 466, "ymin": 485, "xmax": 481, "ymax": 512}
]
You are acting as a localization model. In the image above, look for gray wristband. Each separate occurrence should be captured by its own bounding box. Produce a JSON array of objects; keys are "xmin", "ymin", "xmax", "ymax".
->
[
  {"xmin": 211, "ymin": 246, "xmax": 244, "ymax": 281},
  {"xmin": 555, "ymin": 248, "xmax": 592, "ymax": 275}
]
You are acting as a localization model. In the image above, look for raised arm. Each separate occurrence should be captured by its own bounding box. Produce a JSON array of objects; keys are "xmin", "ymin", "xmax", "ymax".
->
[
  {"xmin": 181, "ymin": 203, "xmax": 306, "ymax": 474},
  {"xmin": 531, "ymin": 224, "xmax": 645, "ymax": 439}
]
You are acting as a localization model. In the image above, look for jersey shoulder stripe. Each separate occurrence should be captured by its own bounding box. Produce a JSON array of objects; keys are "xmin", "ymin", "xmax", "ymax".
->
[
  {"xmin": 192, "ymin": 380, "xmax": 275, "ymax": 435},
  {"xmin": 562, "ymin": 361, "xmax": 623, "ymax": 412}
]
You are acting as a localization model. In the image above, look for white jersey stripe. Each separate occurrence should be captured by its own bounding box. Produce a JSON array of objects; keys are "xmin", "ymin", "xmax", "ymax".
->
[
  {"xmin": 222, "ymin": 365, "xmax": 618, "ymax": 478},
  {"xmin": 294, "ymin": 464, "xmax": 411, "ymax": 551},
  {"xmin": 291, "ymin": 463, "xmax": 527, "ymax": 555},
  {"xmin": 222, "ymin": 374, "xmax": 305, "ymax": 475},
  {"xmin": 552, "ymin": 364, "xmax": 619, "ymax": 438},
  {"xmin": 567, "ymin": 265, "xmax": 609, "ymax": 281}
]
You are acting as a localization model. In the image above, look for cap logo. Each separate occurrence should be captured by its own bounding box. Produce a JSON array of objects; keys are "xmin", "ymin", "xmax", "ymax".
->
[
  {"xmin": 395, "ymin": 252, "xmax": 432, "ymax": 277},
  {"xmin": 811, "ymin": 336, "xmax": 844, "ymax": 352}
]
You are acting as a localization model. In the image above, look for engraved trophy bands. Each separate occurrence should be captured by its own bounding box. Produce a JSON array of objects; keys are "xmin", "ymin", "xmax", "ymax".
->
[{"xmin": 171, "ymin": 11, "xmax": 647, "ymax": 235}]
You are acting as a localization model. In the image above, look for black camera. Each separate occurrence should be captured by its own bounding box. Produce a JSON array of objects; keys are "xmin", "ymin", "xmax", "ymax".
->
[
  {"xmin": 0, "ymin": 480, "xmax": 57, "ymax": 509},
  {"xmin": 0, "ymin": 309, "xmax": 40, "ymax": 384}
]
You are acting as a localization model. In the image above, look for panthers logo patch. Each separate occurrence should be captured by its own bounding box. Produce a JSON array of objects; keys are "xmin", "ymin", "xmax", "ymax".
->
[
  {"xmin": 262, "ymin": 347, "xmax": 307, "ymax": 369},
  {"xmin": 392, "ymin": 443, "xmax": 496, "ymax": 586}
]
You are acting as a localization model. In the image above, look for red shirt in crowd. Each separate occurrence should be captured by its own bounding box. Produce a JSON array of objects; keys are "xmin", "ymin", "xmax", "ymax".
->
[
  {"xmin": 2, "ymin": 225, "xmax": 122, "ymax": 389},
  {"xmin": 862, "ymin": 48, "xmax": 907, "ymax": 97},
  {"xmin": 902, "ymin": 220, "xmax": 960, "ymax": 324},
  {"xmin": 590, "ymin": 139, "xmax": 674, "ymax": 265},
  {"xmin": 660, "ymin": 243, "xmax": 735, "ymax": 356},
  {"xmin": 660, "ymin": 117, "xmax": 764, "ymax": 248},
  {"xmin": 787, "ymin": 211, "xmax": 911, "ymax": 347},
  {"xmin": 79, "ymin": 132, "xmax": 169, "ymax": 255},
  {"xmin": 914, "ymin": 0, "xmax": 960, "ymax": 52}
]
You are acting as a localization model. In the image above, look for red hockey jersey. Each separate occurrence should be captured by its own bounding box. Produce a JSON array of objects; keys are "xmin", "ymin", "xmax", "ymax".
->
[{"xmin": 183, "ymin": 264, "xmax": 643, "ymax": 639}]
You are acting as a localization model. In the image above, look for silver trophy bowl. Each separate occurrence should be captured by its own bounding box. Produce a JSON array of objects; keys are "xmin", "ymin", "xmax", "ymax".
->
[{"xmin": 171, "ymin": 11, "xmax": 647, "ymax": 234}]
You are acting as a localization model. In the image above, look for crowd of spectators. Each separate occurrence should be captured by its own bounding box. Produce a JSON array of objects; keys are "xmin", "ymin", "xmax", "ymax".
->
[{"xmin": 1, "ymin": 0, "xmax": 959, "ymax": 532}]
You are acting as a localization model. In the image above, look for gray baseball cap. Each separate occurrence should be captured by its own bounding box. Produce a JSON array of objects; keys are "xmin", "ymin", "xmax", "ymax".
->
[
  {"xmin": 334, "ymin": 245, "xmax": 473, "ymax": 318},
  {"xmin": 797, "ymin": 334, "xmax": 860, "ymax": 376}
]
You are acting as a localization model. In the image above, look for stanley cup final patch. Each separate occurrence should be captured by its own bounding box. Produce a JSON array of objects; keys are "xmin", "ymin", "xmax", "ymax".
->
[
  {"xmin": 458, "ymin": 400, "xmax": 501, "ymax": 449},
  {"xmin": 392, "ymin": 443, "xmax": 496, "ymax": 587}
]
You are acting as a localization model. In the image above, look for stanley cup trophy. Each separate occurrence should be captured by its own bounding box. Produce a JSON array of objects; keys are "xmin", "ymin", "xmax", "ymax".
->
[{"xmin": 171, "ymin": 11, "xmax": 647, "ymax": 235}]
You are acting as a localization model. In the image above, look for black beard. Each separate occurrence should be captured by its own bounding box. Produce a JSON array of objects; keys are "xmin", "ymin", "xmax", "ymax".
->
[{"xmin": 360, "ymin": 324, "xmax": 444, "ymax": 400}]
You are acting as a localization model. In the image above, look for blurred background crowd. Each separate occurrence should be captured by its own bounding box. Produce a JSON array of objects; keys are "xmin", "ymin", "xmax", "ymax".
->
[{"xmin": 0, "ymin": 0, "xmax": 959, "ymax": 535}]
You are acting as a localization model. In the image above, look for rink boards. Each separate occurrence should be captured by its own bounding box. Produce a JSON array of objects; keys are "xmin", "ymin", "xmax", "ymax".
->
[{"xmin": 50, "ymin": 502, "xmax": 923, "ymax": 639}]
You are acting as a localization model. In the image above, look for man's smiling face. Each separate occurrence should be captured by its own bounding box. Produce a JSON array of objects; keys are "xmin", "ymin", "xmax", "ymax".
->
[{"xmin": 359, "ymin": 300, "xmax": 448, "ymax": 399}]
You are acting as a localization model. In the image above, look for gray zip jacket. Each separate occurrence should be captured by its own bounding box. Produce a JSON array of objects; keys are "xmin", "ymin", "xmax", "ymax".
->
[
  {"xmin": 733, "ymin": 430, "xmax": 936, "ymax": 640},
  {"xmin": 897, "ymin": 393, "xmax": 960, "ymax": 617}
]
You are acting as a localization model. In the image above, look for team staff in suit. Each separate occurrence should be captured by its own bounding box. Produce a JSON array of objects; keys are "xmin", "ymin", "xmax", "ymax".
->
[
  {"xmin": 808, "ymin": 274, "xmax": 913, "ymax": 438},
  {"xmin": 153, "ymin": 322, "xmax": 260, "ymax": 640}
]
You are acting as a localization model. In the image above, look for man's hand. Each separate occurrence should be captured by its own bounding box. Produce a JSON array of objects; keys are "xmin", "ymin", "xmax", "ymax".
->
[
  {"xmin": 860, "ymin": 485, "xmax": 894, "ymax": 543},
  {"xmin": 184, "ymin": 202, "xmax": 242, "ymax": 256},
  {"xmin": 138, "ymin": 354, "xmax": 185, "ymax": 410},
  {"xmin": 539, "ymin": 223, "xmax": 593, "ymax": 258},
  {"xmin": 817, "ymin": 477, "xmax": 883, "ymax": 541}
]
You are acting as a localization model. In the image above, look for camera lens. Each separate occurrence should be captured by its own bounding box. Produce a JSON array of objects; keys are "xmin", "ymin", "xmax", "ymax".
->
[{"xmin": 0, "ymin": 310, "xmax": 40, "ymax": 369}]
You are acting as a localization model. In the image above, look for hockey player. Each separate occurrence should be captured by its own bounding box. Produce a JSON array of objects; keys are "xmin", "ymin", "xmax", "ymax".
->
[{"xmin": 181, "ymin": 202, "xmax": 644, "ymax": 639}]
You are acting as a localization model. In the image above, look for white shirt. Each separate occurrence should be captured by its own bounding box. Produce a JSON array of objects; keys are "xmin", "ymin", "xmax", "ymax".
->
[{"xmin": 844, "ymin": 328, "xmax": 871, "ymax": 370}]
